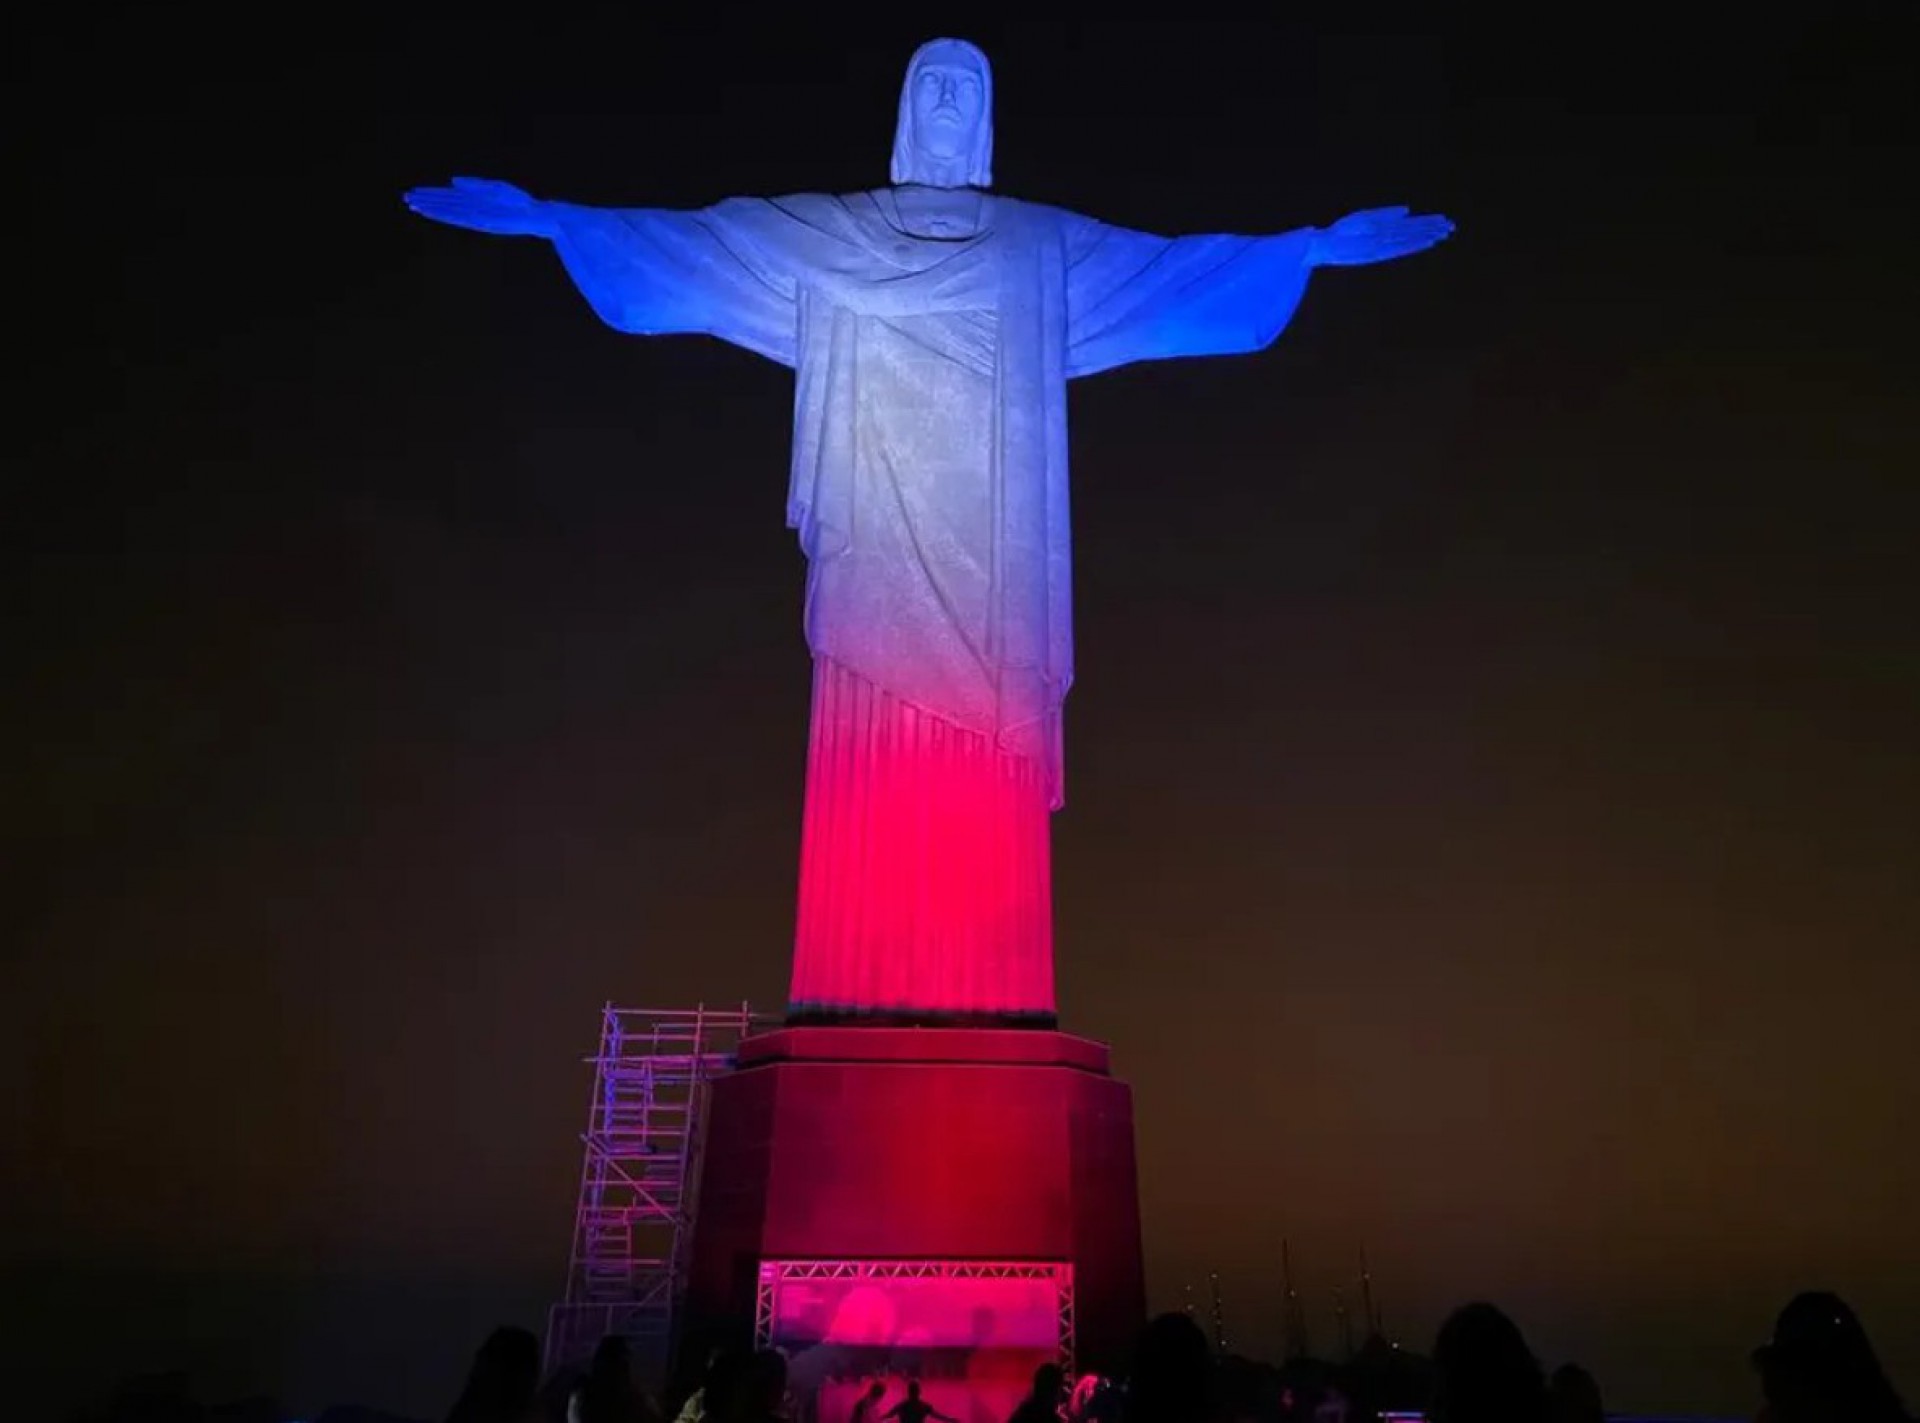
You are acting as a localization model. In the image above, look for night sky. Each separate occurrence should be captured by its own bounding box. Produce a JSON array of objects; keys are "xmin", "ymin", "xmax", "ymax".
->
[{"xmin": 11, "ymin": 10, "xmax": 1918, "ymax": 1420}]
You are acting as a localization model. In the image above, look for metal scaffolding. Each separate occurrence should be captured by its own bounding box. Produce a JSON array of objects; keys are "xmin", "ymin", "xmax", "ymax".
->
[{"xmin": 544, "ymin": 1002, "xmax": 767, "ymax": 1372}]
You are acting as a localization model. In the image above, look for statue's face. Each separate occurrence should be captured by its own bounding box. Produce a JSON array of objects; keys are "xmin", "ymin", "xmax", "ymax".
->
[{"xmin": 910, "ymin": 59, "xmax": 986, "ymax": 164}]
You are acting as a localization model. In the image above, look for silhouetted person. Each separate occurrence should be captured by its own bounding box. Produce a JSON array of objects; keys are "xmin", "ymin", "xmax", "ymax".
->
[
  {"xmin": 541, "ymin": 1365, "xmax": 586, "ymax": 1423},
  {"xmin": 673, "ymin": 1348, "xmax": 728, "ymax": 1423},
  {"xmin": 851, "ymin": 1382, "xmax": 889, "ymax": 1423},
  {"xmin": 446, "ymin": 1327, "xmax": 541, "ymax": 1423},
  {"xmin": 883, "ymin": 1382, "xmax": 958, "ymax": 1423},
  {"xmin": 579, "ymin": 1337, "xmax": 655, "ymax": 1423},
  {"xmin": 691, "ymin": 1348, "xmax": 756, "ymax": 1423},
  {"xmin": 1754, "ymin": 1291, "xmax": 1911, "ymax": 1423},
  {"xmin": 1429, "ymin": 1304, "xmax": 1548, "ymax": 1423},
  {"xmin": 1072, "ymin": 1375, "xmax": 1122, "ymax": 1423},
  {"xmin": 1123, "ymin": 1313, "xmax": 1215, "ymax": 1423},
  {"xmin": 1546, "ymin": 1365, "xmax": 1602, "ymax": 1423},
  {"xmin": 1065, "ymin": 1375, "xmax": 1105, "ymax": 1423},
  {"xmin": 1012, "ymin": 1366, "xmax": 1066, "ymax": 1423},
  {"xmin": 731, "ymin": 1350, "xmax": 790, "ymax": 1423}
]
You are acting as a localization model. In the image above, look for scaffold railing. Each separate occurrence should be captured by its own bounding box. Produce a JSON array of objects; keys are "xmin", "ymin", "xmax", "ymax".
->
[{"xmin": 544, "ymin": 1002, "xmax": 772, "ymax": 1373}]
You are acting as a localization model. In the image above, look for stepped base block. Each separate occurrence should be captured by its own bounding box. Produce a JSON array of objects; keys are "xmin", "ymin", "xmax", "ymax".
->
[{"xmin": 685, "ymin": 1026, "xmax": 1145, "ymax": 1376}]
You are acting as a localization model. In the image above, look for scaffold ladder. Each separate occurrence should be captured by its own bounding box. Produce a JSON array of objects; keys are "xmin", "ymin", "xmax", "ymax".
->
[{"xmin": 544, "ymin": 1002, "xmax": 764, "ymax": 1372}]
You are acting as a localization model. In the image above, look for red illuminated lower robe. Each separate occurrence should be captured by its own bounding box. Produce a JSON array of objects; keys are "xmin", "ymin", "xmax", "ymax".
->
[{"xmin": 790, "ymin": 656, "xmax": 1054, "ymax": 1019}]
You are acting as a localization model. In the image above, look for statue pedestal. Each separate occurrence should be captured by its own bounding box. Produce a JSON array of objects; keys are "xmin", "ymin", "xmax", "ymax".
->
[{"xmin": 685, "ymin": 1025, "xmax": 1145, "ymax": 1372}]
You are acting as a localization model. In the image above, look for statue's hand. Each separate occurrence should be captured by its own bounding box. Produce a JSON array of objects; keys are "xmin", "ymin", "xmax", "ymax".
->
[
  {"xmin": 404, "ymin": 177, "xmax": 555, "ymax": 238},
  {"xmin": 1309, "ymin": 206, "xmax": 1454, "ymax": 267}
]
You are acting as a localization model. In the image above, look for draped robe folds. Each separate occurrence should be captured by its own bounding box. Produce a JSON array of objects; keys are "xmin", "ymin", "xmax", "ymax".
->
[{"xmin": 551, "ymin": 190, "xmax": 1314, "ymax": 1018}]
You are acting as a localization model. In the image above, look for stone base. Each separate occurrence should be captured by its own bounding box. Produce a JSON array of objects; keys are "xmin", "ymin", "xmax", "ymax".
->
[{"xmin": 685, "ymin": 1025, "xmax": 1145, "ymax": 1372}]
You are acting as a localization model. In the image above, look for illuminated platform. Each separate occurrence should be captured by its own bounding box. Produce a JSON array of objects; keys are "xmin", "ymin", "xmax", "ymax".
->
[
  {"xmin": 758, "ymin": 1259, "xmax": 1071, "ymax": 1423},
  {"xmin": 684, "ymin": 1025, "xmax": 1144, "ymax": 1378}
]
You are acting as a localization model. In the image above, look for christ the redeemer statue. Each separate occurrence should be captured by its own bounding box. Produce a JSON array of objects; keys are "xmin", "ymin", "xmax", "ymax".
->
[{"xmin": 407, "ymin": 38, "xmax": 1451, "ymax": 1024}]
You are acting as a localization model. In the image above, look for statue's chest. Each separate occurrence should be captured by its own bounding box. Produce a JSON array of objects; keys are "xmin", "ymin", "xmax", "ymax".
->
[{"xmin": 891, "ymin": 189, "xmax": 987, "ymax": 238}]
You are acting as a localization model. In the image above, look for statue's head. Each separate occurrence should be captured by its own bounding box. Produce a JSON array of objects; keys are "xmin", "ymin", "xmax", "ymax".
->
[{"xmin": 891, "ymin": 37, "xmax": 993, "ymax": 189}]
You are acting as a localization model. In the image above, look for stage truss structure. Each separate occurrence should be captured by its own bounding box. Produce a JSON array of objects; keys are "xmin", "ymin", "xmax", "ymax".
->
[
  {"xmin": 753, "ymin": 1258, "xmax": 1076, "ymax": 1375},
  {"xmin": 544, "ymin": 1002, "xmax": 770, "ymax": 1372}
]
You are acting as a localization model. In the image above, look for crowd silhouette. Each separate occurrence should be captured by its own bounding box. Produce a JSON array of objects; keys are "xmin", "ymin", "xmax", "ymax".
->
[{"xmin": 66, "ymin": 1290, "xmax": 1911, "ymax": 1423}]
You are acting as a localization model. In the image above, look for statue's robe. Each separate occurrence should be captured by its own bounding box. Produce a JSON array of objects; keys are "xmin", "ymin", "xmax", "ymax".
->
[{"xmin": 551, "ymin": 190, "xmax": 1313, "ymax": 1017}]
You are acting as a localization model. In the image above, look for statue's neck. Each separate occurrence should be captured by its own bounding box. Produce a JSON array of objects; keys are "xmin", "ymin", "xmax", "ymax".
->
[
  {"xmin": 890, "ymin": 184, "xmax": 989, "ymax": 240},
  {"xmin": 907, "ymin": 152, "xmax": 974, "ymax": 190}
]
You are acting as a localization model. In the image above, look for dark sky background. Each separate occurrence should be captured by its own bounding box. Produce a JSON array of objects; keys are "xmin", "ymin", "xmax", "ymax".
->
[{"xmin": 9, "ymin": 9, "xmax": 1918, "ymax": 1420}]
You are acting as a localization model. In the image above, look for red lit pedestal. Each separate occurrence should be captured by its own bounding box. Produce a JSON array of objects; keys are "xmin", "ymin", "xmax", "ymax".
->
[{"xmin": 686, "ymin": 1025, "xmax": 1145, "ymax": 1372}]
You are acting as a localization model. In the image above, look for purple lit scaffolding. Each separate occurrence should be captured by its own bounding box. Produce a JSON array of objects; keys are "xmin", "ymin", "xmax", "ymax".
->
[{"xmin": 545, "ymin": 1003, "xmax": 771, "ymax": 1371}]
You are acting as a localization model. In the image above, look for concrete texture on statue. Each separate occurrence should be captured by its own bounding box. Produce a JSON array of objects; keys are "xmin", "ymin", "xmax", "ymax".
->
[{"xmin": 405, "ymin": 38, "xmax": 1452, "ymax": 1019}]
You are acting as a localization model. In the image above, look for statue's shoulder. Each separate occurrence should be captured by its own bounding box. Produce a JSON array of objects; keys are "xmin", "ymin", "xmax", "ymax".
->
[
  {"xmin": 720, "ymin": 190, "xmax": 890, "ymax": 240},
  {"xmin": 994, "ymin": 197, "xmax": 1106, "ymax": 257},
  {"xmin": 772, "ymin": 190, "xmax": 862, "ymax": 217},
  {"xmin": 991, "ymin": 195, "xmax": 1081, "ymax": 226},
  {"xmin": 709, "ymin": 190, "xmax": 852, "ymax": 223}
]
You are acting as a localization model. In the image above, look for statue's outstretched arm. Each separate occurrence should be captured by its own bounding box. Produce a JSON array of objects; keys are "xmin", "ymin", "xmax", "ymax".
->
[
  {"xmin": 405, "ymin": 177, "xmax": 553, "ymax": 237},
  {"xmin": 1307, "ymin": 206, "xmax": 1454, "ymax": 267},
  {"xmin": 404, "ymin": 176, "xmax": 800, "ymax": 366},
  {"xmin": 1063, "ymin": 205, "xmax": 1453, "ymax": 377}
]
